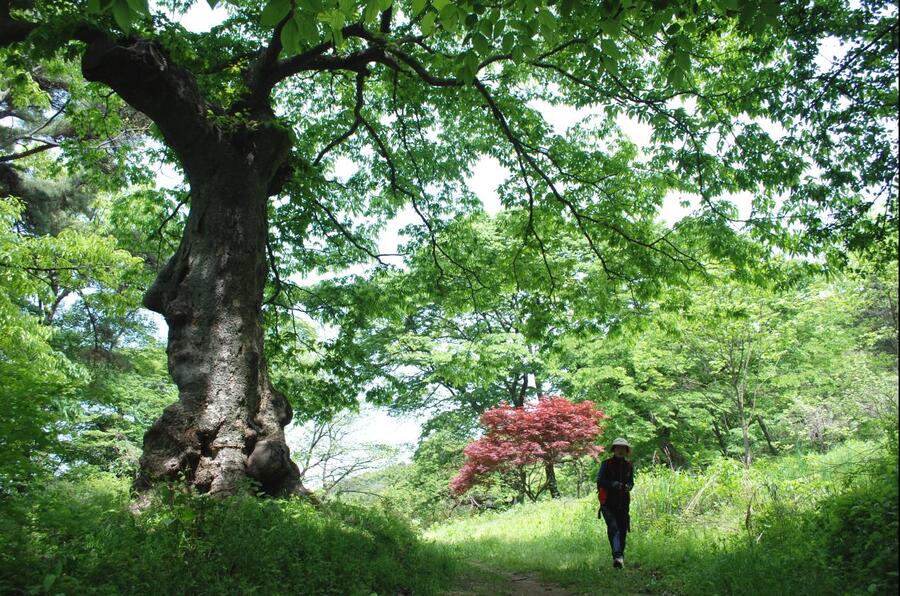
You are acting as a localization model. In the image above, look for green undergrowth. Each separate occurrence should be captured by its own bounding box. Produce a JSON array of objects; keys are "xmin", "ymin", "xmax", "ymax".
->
[
  {"xmin": 427, "ymin": 440, "xmax": 899, "ymax": 595},
  {"xmin": 0, "ymin": 474, "xmax": 454, "ymax": 596}
]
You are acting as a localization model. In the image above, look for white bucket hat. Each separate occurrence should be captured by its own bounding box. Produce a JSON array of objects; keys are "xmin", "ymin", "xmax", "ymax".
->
[{"xmin": 610, "ymin": 437, "xmax": 631, "ymax": 453}]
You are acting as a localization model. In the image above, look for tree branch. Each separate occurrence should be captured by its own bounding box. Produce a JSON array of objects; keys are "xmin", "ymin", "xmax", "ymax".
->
[
  {"xmin": 0, "ymin": 140, "xmax": 59, "ymax": 162},
  {"xmin": 80, "ymin": 38, "xmax": 223, "ymax": 176},
  {"xmin": 313, "ymin": 70, "xmax": 366, "ymax": 165}
]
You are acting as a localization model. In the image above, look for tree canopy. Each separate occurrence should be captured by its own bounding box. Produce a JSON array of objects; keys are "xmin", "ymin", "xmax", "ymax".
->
[{"xmin": 1, "ymin": 0, "xmax": 896, "ymax": 495}]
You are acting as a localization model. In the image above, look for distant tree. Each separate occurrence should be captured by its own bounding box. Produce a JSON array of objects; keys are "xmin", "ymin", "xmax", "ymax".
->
[
  {"xmin": 291, "ymin": 411, "xmax": 399, "ymax": 497},
  {"xmin": 0, "ymin": 196, "xmax": 143, "ymax": 489},
  {"xmin": 451, "ymin": 395, "xmax": 605, "ymax": 501},
  {"xmin": 304, "ymin": 211, "xmax": 695, "ymax": 447},
  {"xmin": 335, "ymin": 426, "xmax": 483, "ymax": 525},
  {"xmin": 551, "ymin": 263, "xmax": 899, "ymax": 465}
]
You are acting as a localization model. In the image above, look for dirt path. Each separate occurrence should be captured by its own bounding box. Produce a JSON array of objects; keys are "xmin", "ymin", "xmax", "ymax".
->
[{"xmin": 443, "ymin": 560, "xmax": 577, "ymax": 596}]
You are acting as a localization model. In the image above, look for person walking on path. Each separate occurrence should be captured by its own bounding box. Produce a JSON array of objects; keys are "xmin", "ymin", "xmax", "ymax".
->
[{"xmin": 597, "ymin": 437, "xmax": 634, "ymax": 569}]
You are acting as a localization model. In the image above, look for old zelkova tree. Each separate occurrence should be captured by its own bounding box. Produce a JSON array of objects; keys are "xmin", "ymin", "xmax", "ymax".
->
[{"xmin": 1, "ymin": 0, "xmax": 895, "ymax": 496}]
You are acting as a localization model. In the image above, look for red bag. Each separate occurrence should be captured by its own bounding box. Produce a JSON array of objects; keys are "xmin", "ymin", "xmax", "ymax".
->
[{"xmin": 597, "ymin": 487, "xmax": 607, "ymax": 505}]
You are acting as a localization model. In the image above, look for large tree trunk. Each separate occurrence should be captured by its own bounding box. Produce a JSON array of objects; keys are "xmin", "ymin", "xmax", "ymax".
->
[
  {"xmin": 76, "ymin": 35, "xmax": 302, "ymax": 498},
  {"xmin": 136, "ymin": 156, "xmax": 304, "ymax": 497}
]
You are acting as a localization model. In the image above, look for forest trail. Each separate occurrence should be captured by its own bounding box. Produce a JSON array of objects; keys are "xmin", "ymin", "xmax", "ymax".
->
[
  {"xmin": 443, "ymin": 559, "xmax": 657, "ymax": 596},
  {"xmin": 443, "ymin": 560, "xmax": 577, "ymax": 595}
]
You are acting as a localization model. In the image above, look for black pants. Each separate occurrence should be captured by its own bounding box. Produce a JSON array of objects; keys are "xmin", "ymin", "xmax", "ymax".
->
[{"xmin": 601, "ymin": 505, "xmax": 629, "ymax": 559}]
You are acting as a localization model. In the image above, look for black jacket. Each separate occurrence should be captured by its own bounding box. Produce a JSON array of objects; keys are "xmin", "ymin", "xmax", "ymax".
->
[{"xmin": 596, "ymin": 456, "xmax": 634, "ymax": 510}]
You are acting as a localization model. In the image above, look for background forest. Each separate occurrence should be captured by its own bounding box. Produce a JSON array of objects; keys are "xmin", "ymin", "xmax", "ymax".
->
[{"xmin": 1, "ymin": 0, "xmax": 898, "ymax": 595}]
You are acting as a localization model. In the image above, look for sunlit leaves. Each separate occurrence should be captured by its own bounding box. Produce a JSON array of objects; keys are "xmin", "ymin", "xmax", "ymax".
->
[
  {"xmin": 261, "ymin": 0, "xmax": 396, "ymax": 54},
  {"xmin": 317, "ymin": 9, "xmax": 347, "ymax": 45},
  {"xmin": 0, "ymin": 199, "xmax": 97, "ymax": 486},
  {"xmin": 420, "ymin": 11, "xmax": 437, "ymax": 35},
  {"xmin": 411, "ymin": 0, "xmax": 427, "ymax": 16}
]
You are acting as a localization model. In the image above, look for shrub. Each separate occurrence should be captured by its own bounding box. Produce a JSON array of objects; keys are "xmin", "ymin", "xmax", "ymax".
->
[{"xmin": 0, "ymin": 474, "xmax": 454, "ymax": 595}]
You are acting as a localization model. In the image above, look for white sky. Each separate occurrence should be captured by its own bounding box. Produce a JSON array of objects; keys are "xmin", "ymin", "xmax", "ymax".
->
[{"xmin": 286, "ymin": 404, "xmax": 425, "ymax": 466}]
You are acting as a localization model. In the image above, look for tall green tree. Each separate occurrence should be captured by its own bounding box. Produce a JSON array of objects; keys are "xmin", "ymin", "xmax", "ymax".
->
[
  {"xmin": 2, "ymin": 0, "xmax": 895, "ymax": 496},
  {"xmin": 551, "ymin": 265, "xmax": 898, "ymax": 466},
  {"xmin": 0, "ymin": 196, "xmax": 144, "ymax": 489},
  {"xmin": 304, "ymin": 210, "xmax": 698, "ymax": 445}
]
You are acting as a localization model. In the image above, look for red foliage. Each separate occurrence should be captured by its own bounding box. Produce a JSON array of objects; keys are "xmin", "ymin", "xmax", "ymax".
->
[{"xmin": 450, "ymin": 395, "xmax": 607, "ymax": 495}]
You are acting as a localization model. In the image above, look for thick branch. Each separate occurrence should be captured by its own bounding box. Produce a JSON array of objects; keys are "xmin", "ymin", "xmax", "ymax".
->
[
  {"xmin": 0, "ymin": 8, "xmax": 34, "ymax": 46},
  {"xmin": 0, "ymin": 140, "xmax": 59, "ymax": 162},
  {"xmin": 81, "ymin": 38, "xmax": 222, "ymax": 177}
]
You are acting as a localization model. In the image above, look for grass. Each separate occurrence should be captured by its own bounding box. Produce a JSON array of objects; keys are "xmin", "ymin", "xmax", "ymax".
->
[
  {"xmin": 427, "ymin": 441, "xmax": 899, "ymax": 595},
  {"xmin": 0, "ymin": 474, "xmax": 455, "ymax": 595},
  {"xmin": 1, "ymin": 442, "xmax": 894, "ymax": 595}
]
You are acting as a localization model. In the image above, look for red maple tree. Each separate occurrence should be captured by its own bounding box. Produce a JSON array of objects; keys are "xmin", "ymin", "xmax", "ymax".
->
[{"xmin": 450, "ymin": 395, "xmax": 607, "ymax": 501}]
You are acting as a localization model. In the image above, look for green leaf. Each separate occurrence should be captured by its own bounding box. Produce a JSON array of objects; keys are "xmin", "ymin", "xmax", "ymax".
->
[
  {"xmin": 296, "ymin": 15, "xmax": 319, "ymax": 43},
  {"xmin": 261, "ymin": 0, "xmax": 292, "ymax": 28},
  {"xmin": 432, "ymin": 0, "xmax": 450, "ymax": 10},
  {"xmin": 318, "ymin": 9, "xmax": 346, "ymax": 37},
  {"xmin": 458, "ymin": 50, "xmax": 479, "ymax": 84},
  {"xmin": 411, "ymin": 0, "xmax": 427, "ymax": 15},
  {"xmin": 87, "ymin": 0, "xmax": 102, "ymax": 13},
  {"xmin": 281, "ymin": 17, "xmax": 302, "ymax": 54},
  {"xmin": 207, "ymin": 0, "xmax": 219, "ymax": 8},
  {"xmin": 471, "ymin": 32, "xmax": 490, "ymax": 55},
  {"xmin": 600, "ymin": 38, "xmax": 621, "ymax": 63},
  {"xmin": 338, "ymin": 0, "xmax": 356, "ymax": 16},
  {"xmin": 667, "ymin": 65, "xmax": 684, "ymax": 88},
  {"xmin": 477, "ymin": 16, "xmax": 493, "ymax": 38},
  {"xmin": 317, "ymin": 10, "xmax": 346, "ymax": 45},
  {"xmin": 501, "ymin": 32, "xmax": 516, "ymax": 54},
  {"xmin": 421, "ymin": 11, "xmax": 437, "ymax": 35},
  {"xmin": 364, "ymin": 0, "xmax": 381, "ymax": 22},
  {"xmin": 126, "ymin": 0, "xmax": 149, "ymax": 14},
  {"xmin": 439, "ymin": 5, "xmax": 459, "ymax": 32},
  {"xmin": 42, "ymin": 574, "xmax": 57, "ymax": 593},
  {"xmin": 536, "ymin": 8, "xmax": 555, "ymax": 35},
  {"xmin": 522, "ymin": 43, "xmax": 538, "ymax": 60},
  {"xmin": 599, "ymin": 16, "xmax": 622, "ymax": 36},
  {"xmin": 111, "ymin": 0, "xmax": 135, "ymax": 32}
]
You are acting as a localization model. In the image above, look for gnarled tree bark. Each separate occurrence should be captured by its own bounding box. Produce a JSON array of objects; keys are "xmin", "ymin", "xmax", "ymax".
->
[
  {"xmin": 138, "ymin": 169, "xmax": 304, "ymax": 497},
  {"xmin": 81, "ymin": 36, "xmax": 306, "ymax": 497}
]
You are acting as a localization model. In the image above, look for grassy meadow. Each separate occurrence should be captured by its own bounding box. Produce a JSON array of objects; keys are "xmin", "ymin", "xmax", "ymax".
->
[
  {"xmin": 427, "ymin": 440, "xmax": 899, "ymax": 595},
  {"xmin": 1, "ymin": 441, "xmax": 895, "ymax": 595}
]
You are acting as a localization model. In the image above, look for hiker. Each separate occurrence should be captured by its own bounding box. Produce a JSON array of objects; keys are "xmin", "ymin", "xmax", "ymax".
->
[{"xmin": 597, "ymin": 437, "xmax": 634, "ymax": 569}]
